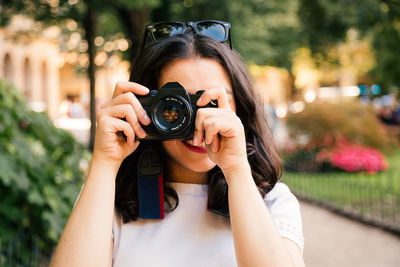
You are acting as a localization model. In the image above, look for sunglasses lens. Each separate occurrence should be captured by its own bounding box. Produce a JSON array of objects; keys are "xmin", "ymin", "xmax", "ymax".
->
[
  {"xmin": 152, "ymin": 23, "xmax": 184, "ymax": 39},
  {"xmin": 196, "ymin": 22, "xmax": 226, "ymax": 42}
]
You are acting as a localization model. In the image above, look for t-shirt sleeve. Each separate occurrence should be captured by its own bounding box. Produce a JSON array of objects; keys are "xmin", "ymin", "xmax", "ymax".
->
[
  {"xmin": 264, "ymin": 182, "xmax": 304, "ymax": 252},
  {"xmin": 111, "ymin": 210, "xmax": 121, "ymax": 262}
]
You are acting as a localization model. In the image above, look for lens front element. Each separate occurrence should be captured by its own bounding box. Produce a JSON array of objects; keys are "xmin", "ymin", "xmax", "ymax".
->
[
  {"xmin": 163, "ymin": 105, "xmax": 180, "ymax": 123},
  {"xmin": 152, "ymin": 96, "xmax": 191, "ymax": 135}
]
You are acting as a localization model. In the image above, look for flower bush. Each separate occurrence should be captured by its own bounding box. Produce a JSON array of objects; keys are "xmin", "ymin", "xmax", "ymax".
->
[
  {"xmin": 286, "ymin": 100, "xmax": 398, "ymax": 151},
  {"xmin": 316, "ymin": 139, "xmax": 388, "ymax": 174},
  {"xmin": 284, "ymin": 136, "xmax": 388, "ymax": 173},
  {"xmin": 284, "ymin": 100, "xmax": 395, "ymax": 173}
]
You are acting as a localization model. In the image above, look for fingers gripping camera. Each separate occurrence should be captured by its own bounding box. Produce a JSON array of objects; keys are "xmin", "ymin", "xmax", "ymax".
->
[{"xmin": 135, "ymin": 82, "xmax": 217, "ymax": 140}]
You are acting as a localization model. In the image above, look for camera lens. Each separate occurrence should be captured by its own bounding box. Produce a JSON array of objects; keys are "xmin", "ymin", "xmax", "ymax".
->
[
  {"xmin": 163, "ymin": 105, "xmax": 180, "ymax": 123},
  {"xmin": 152, "ymin": 96, "xmax": 192, "ymax": 135}
]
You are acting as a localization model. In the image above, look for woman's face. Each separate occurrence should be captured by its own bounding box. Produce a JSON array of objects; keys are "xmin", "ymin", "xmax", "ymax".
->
[{"xmin": 158, "ymin": 57, "xmax": 236, "ymax": 175}]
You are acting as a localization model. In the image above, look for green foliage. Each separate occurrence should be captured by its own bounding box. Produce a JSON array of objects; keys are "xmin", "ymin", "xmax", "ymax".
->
[
  {"xmin": 370, "ymin": 19, "xmax": 400, "ymax": 92},
  {"xmin": 283, "ymin": 147, "xmax": 324, "ymax": 172},
  {"xmin": 297, "ymin": 0, "xmax": 400, "ymax": 93},
  {"xmin": 2, "ymin": 0, "xmax": 400, "ymax": 91},
  {"xmin": 0, "ymin": 80, "xmax": 90, "ymax": 256},
  {"xmin": 298, "ymin": 0, "xmax": 356, "ymax": 53},
  {"xmin": 114, "ymin": 0, "xmax": 160, "ymax": 9},
  {"xmin": 286, "ymin": 100, "xmax": 396, "ymax": 150},
  {"xmin": 229, "ymin": 0, "xmax": 300, "ymax": 68},
  {"xmin": 161, "ymin": 0, "xmax": 301, "ymax": 69}
]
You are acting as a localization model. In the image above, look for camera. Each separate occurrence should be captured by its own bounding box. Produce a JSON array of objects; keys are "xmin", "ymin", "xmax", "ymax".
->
[{"xmin": 136, "ymin": 82, "xmax": 217, "ymax": 140}]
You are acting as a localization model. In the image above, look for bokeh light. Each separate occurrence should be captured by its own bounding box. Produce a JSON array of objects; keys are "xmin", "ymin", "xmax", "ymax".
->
[{"xmin": 304, "ymin": 90, "xmax": 316, "ymax": 103}]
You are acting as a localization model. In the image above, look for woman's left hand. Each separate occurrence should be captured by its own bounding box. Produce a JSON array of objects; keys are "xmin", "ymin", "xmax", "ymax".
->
[{"xmin": 193, "ymin": 87, "xmax": 248, "ymax": 177}]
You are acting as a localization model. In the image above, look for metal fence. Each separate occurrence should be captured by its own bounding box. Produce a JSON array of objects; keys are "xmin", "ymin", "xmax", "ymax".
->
[
  {"xmin": 0, "ymin": 232, "xmax": 51, "ymax": 267},
  {"xmin": 284, "ymin": 171, "xmax": 400, "ymax": 235}
]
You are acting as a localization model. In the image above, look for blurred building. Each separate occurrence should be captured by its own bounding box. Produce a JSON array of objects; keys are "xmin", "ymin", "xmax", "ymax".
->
[
  {"xmin": 0, "ymin": 17, "xmax": 60, "ymax": 118},
  {"xmin": 0, "ymin": 16, "xmax": 130, "ymax": 125},
  {"xmin": 250, "ymin": 65, "xmax": 292, "ymax": 104},
  {"xmin": 0, "ymin": 16, "xmax": 129, "ymax": 144}
]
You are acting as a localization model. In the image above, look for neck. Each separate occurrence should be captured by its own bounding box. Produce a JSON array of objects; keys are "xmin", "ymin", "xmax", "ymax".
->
[{"xmin": 164, "ymin": 156, "xmax": 208, "ymax": 184}]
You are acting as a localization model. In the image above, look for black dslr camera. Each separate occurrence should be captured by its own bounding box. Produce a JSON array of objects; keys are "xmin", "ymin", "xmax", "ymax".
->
[{"xmin": 136, "ymin": 82, "xmax": 217, "ymax": 140}]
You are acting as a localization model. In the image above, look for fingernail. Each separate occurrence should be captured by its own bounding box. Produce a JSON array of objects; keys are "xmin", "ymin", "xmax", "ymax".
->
[
  {"xmin": 205, "ymin": 137, "xmax": 211, "ymax": 145},
  {"xmin": 143, "ymin": 114, "xmax": 151, "ymax": 124},
  {"xmin": 193, "ymin": 135, "xmax": 199, "ymax": 146},
  {"xmin": 139, "ymin": 128, "xmax": 147, "ymax": 137}
]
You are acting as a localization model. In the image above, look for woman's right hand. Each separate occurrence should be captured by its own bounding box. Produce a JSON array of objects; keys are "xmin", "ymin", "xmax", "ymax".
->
[{"xmin": 92, "ymin": 81, "xmax": 151, "ymax": 166}]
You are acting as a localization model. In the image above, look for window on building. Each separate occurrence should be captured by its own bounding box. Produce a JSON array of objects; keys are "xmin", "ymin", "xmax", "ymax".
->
[
  {"xmin": 3, "ymin": 53, "xmax": 13, "ymax": 83},
  {"xmin": 23, "ymin": 57, "xmax": 32, "ymax": 101},
  {"xmin": 41, "ymin": 61, "xmax": 48, "ymax": 110}
]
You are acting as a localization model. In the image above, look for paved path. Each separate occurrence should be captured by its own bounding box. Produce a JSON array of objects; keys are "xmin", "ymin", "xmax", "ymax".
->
[{"xmin": 300, "ymin": 201, "xmax": 400, "ymax": 267}]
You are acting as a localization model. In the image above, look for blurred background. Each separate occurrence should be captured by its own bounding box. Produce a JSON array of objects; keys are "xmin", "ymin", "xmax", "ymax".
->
[{"xmin": 0, "ymin": 0, "xmax": 399, "ymax": 266}]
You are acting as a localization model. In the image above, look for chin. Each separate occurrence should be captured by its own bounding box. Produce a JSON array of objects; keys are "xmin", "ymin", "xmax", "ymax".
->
[{"xmin": 162, "ymin": 140, "xmax": 217, "ymax": 173}]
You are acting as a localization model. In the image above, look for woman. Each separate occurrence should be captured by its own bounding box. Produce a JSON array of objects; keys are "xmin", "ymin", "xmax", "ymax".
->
[{"xmin": 51, "ymin": 21, "xmax": 305, "ymax": 267}]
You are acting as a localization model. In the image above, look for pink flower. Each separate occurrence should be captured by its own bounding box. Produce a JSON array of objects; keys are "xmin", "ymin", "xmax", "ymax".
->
[{"xmin": 329, "ymin": 144, "xmax": 388, "ymax": 173}]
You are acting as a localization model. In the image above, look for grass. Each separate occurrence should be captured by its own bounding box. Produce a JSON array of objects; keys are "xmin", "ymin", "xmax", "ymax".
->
[{"xmin": 282, "ymin": 151, "xmax": 400, "ymax": 231}]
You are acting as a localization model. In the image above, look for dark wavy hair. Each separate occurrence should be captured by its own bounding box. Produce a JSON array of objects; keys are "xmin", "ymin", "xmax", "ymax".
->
[{"xmin": 115, "ymin": 32, "xmax": 282, "ymax": 223}]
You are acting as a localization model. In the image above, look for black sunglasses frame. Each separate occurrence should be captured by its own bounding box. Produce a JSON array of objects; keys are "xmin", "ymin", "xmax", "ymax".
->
[{"xmin": 141, "ymin": 20, "xmax": 232, "ymax": 50}]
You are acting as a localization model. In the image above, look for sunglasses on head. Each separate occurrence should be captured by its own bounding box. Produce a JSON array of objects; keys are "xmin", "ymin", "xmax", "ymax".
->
[{"xmin": 141, "ymin": 20, "xmax": 232, "ymax": 49}]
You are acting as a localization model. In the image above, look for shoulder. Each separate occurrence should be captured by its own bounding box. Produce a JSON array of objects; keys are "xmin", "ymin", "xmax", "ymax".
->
[
  {"xmin": 264, "ymin": 182, "xmax": 301, "ymax": 225},
  {"xmin": 264, "ymin": 182, "xmax": 299, "ymax": 208},
  {"xmin": 264, "ymin": 182, "xmax": 304, "ymax": 252}
]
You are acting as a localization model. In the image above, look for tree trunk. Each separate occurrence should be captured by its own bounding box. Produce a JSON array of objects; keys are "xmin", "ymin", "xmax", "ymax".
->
[{"xmin": 83, "ymin": 8, "xmax": 97, "ymax": 151}]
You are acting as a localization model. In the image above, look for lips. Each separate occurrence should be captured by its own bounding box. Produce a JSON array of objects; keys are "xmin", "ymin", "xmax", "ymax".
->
[{"xmin": 181, "ymin": 139, "xmax": 207, "ymax": 153}]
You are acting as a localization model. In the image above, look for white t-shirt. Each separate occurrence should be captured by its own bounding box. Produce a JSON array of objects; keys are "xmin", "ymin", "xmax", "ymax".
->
[{"xmin": 111, "ymin": 182, "xmax": 304, "ymax": 267}]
